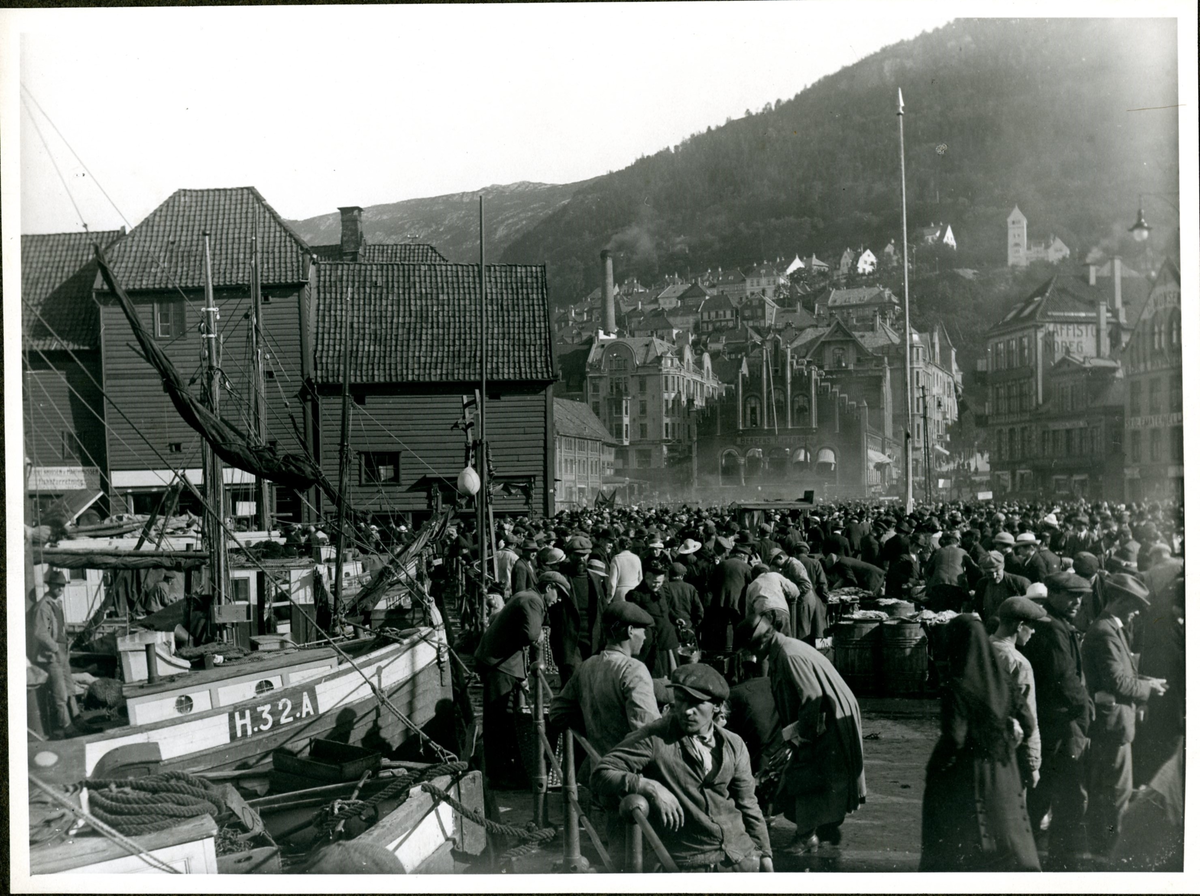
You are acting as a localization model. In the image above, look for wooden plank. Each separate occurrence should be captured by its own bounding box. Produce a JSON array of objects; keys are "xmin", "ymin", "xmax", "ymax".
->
[
  {"xmin": 411, "ymin": 838, "xmax": 455, "ymax": 874},
  {"xmin": 216, "ymin": 846, "xmax": 281, "ymax": 874},
  {"xmin": 32, "ymin": 814, "xmax": 217, "ymax": 875}
]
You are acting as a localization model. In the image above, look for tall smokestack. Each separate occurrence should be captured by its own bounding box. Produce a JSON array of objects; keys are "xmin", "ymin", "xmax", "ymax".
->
[
  {"xmin": 1096, "ymin": 299, "xmax": 1108, "ymax": 359},
  {"xmin": 1113, "ymin": 257, "xmax": 1124, "ymax": 323},
  {"xmin": 339, "ymin": 206, "xmax": 363, "ymax": 261},
  {"xmin": 601, "ymin": 249, "xmax": 616, "ymax": 333}
]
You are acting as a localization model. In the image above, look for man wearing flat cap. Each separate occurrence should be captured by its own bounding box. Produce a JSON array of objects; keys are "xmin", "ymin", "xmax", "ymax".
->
[
  {"xmin": 991, "ymin": 596, "xmax": 1047, "ymax": 791},
  {"xmin": 29, "ymin": 569, "xmax": 75, "ymax": 735},
  {"xmin": 705, "ymin": 535, "xmax": 753, "ymax": 653},
  {"xmin": 1081, "ymin": 573, "xmax": 1166, "ymax": 859},
  {"xmin": 548, "ymin": 599, "xmax": 659, "ymax": 764},
  {"xmin": 1019, "ymin": 571, "xmax": 1093, "ymax": 870},
  {"xmin": 594, "ymin": 663, "xmax": 773, "ymax": 872}
]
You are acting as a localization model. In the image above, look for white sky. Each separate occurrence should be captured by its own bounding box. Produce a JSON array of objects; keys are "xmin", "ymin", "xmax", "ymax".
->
[{"xmin": 0, "ymin": 1, "xmax": 973, "ymax": 234}]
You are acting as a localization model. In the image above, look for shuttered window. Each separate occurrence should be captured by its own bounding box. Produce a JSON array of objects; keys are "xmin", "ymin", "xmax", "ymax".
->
[{"xmin": 155, "ymin": 300, "xmax": 185, "ymax": 339}]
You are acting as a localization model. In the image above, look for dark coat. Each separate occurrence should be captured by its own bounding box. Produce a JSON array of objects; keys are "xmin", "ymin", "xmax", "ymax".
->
[
  {"xmin": 628, "ymin": 582, "xmax": 679, "ymax": 678},
  {"xmin": 510, "ymin": 557, "xmax": 538, "ymax": 595},
  {"xmin": 825, "ymin": 556, "xmax": 885, "ymax": 595},
  {"xmin": 858, "ymin": 533, "xmax": 883, "ymax": 568},
  {"xmin": 1020, "ymin": 608, "xmax": 1091, "ymax": 758},
  {"xmin": 797, "ymin": 554, "xmax": 829, "ymax": 602},
  {"xmin": 475, "ymin": 590, "xmax": 545, "ymax": 679},
  {"xmin": 885, "ymin": 554, "xmax": 923, "ymax": 600},
  {"xmin": 661, "ymin": 580, "xmax": 704, "ymax": 638},
  {"xmin": 925, "ymin": 545, "xmax": 969, "ymax": 589},
  {"xmin": 1081, "ymin": 614, "xmax": 1151, "ymax": 745}
]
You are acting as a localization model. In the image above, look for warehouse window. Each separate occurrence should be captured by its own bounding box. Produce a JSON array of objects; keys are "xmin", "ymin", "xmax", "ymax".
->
[
  {"xmin": 155, "ymin": 300, "xmax": 185, "ymax": 339},
  {"xmin": 1150, "ymin": 429, "xmax": 1163, "ymax": 462},
  {"xmin": 360, "ymin": 451, "xmax": 400, "ymax": 485}
]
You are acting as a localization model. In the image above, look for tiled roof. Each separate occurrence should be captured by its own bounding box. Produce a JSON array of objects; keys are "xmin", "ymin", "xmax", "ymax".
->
[
  {"xmin": 361, "ymin": 244, "xmax": 450, "ymax": 264},
  {"xmin": 587, "ymin": 336, "xmax": 677, "ymax": 369},
  {"xmin": 23, "ymin": 230, "xmax": 124, "ymax": 351},
  {"xmin": 314, "ymin": 262, "xmax": 554, "ymax": 384},
  {"xmin": 99, "ymin": 187, "xmax": 310, "ymax": 292},
  {"xmin": 554, "ymin": 398, "xmax": 616, "ymax": 444}
]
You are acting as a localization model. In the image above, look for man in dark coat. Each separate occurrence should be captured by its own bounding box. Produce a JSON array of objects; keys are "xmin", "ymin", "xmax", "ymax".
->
[
  {"xmin": 628, "ymin": 559, "xmax": 680, "ymax": 678},
  {"xmin": 790, "ymin": 541, "xmax": 829, "ymax": 605},
  {"xmin": 1009, "ymin": 533, "xmax": 1049, "ymax": 584},
  {"xmin": 973, "ymin": 552, "xmax": 1031, "ymax": 629},
  {"xmin": 510, "ymin": 539, "xmax": 539, "ymax": 596},
  {"xmin": 822, "ymin": 541, "xmax": 885, "ymax": 596},
  {"xmin": 705, "ymin": 537, "xmax": 752, "ymax": 652},
  {"xmin": 924, "ymin": 530, "xmax": 969, "ymax": 590},
  {"xmin": 1020, "ymin": 571, "xmax": 1093, "ymax": 871},
  {"xmin": 884, "ymin": 536, "xmax": 923, "ymax": 601},
  {"xmin": 475, "ymin": 575, "xmax": 562, "ymax": 788},
  {"xmin": 1081, "ymin": 574, "xmax": 1165, "ymax": 859},
  {"xmin": 564, "ymin": 535, "xmax": 606, "ymax": 658},
  {"xmin": 662, "ymin": 561, "xmax": 704, "ymax": 644}
]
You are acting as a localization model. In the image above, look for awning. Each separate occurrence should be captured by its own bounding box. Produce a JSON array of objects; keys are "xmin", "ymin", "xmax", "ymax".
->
[
  {"xmin": 932, "ymin": 444, "xmax": 950, "ymax": 456},
  {"xmin": 867, "ymin": 449, "xmax": 893, "ymax": 465}
]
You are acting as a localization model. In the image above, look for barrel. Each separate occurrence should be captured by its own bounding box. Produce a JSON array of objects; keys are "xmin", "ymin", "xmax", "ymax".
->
[
  {"xmin": 832, "ymin": 619, "xmax": 881, "ymax": 695},
  {"xmin": 880, "ymin": 620, "xmax": 928, "ymax": 697}
]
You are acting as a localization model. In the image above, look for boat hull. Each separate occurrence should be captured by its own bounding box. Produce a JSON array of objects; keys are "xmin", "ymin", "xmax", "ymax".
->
[{"xmin": 29, "ymin": 631, "xmax": 451, "ymax": 792}]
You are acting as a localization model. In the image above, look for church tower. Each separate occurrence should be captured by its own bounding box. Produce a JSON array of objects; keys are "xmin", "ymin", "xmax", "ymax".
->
[{"xmin": 1007, "ymin": 205, "xmax": 1028, "ymax": 267}]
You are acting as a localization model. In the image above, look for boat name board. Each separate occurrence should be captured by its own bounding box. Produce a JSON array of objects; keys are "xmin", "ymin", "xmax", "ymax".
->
[{"xmin": 229, "ymin": 688, "xmax": 317, "ymax": 740}]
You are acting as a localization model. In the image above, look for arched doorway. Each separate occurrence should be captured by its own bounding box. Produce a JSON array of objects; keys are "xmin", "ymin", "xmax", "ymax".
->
[
  {"xmin": 745, "ymin": 448, "xmax": 764, "ymax": 480},
  {"xmin": 791, "ymin": 447, "xmax": 811, "ymax": 478},
  {"xmin": 720, "ymin": 449, "xmax": 742, "ymax": 486}
]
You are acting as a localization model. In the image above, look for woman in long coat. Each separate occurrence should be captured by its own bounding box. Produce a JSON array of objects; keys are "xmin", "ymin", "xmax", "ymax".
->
[{"xmin": 919, "ymin": 614, "xmax": 1040, "ymax": 871}]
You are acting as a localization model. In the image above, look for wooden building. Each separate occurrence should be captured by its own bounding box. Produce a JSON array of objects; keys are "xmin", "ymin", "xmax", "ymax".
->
[
  {"xmin": 22, "ymin": 230, "xmax": 124, "ymax": 517},
  {"xmin": 553, "ymin": 398, "xmax": 617, "ymax": 508},
  {"xmin": 94, "ymin": 187, "xmax": 314, "ymax": 521},
  {"xmin": 311, "ymin": 261, "xmax": 557, "ymax": 520}
]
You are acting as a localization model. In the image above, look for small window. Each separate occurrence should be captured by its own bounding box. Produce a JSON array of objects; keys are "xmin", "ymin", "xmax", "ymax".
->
[
  {"xmin": 61, "ymin": 432, "xmax": 83, "ymax": 461},
  {"xmin": 169, "ymin": 442, "xmax": 184, "ymax": 454},
  {"xmin": 155, "ymin": 300, "xmax": 185, "ymax": 339},
  {"xmin": 264, "ymin": 370, "xmax": 276, "ymax": 380},
  {"xmin": 1150, "ymin": 429, "xmax": 1163, "ymax": 462},
  {"xmin": 361, "ymin": 451, "xmax": 400, "ymax": 485},
  {"xmin": 255, "ymin": 680, "xmax": 275, "ymax": 696},
  {"xmin": 175, "ymin": 695, "xmax": 194, "ymax": 715}
]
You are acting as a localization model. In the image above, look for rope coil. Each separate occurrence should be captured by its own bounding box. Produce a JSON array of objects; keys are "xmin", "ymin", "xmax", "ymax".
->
[{"xmin": 85, "ymin": 772, "xmax": 227, "ymax": 836}]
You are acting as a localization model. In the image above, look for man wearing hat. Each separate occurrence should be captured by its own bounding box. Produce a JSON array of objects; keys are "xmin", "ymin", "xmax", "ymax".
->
[
  {"xmin": 548, "ymin": 599, "xmax": 658, "ymax": 762},
  {"xmin": 973, "ymin": 551, "xmax": 1031, "ymax": 629},
  {"xmin": 1081, "ymin": 574, "xmax": 1167, "ymax": 860},
  {"xmin": 990, "ymin": 529, "xmax": 1016, "ymax": 563},
  {"xmin": 822, "ymin": 541, "xmax": 885, "ymax": 596},
  {"xmin": 1069, "ymin": 552, "xmax": 1107, "ymax": 635},
  {"xmin": 493, "ymin": 534, "xmax": 520, "ymax": 597},
  {"xmin": 1019, "ymin": 571, "xmax": 1093, "ymax": 870},
  {"xmin": 703, "ymin": 535, "xmax": 752, "ymax": 653},
  {"xmin": 991, "ymin": 596, "xmax": 1047, "ymax": 792},
  {"xmin": 738, "ymin": 612, "xmax": 865, "ymax": 852},
  {"xmin": 628, "ymin": 559, "xmax": 681, "ymax": 677},
  {"xmin": 1010, "ymin": 533, "xmax": 1048, "ymax": 584},
  {"xmin": 510, "ymin": 539, "xmax": 539, "ymax": 596},
  {"xmin": 662, "ymin": 561, "xmax": 704, "ymax": 646},
  {"xmin": 475, "ymin": 572, "xmax": 564, "ymax": 788},
  {"xmin": 563, "ymin": 534, "xmax": 606, "ymax": 658},
  {"xmin": 593, "ymin": 663, "xmax": 773, "ymax": 872},
  {"xmin": 28, "ymin": 569, "xmax": 76, "ymax": 736}
]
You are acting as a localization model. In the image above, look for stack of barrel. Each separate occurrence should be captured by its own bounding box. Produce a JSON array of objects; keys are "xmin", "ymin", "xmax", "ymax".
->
[{"xmin": 831, "ymin": 604, "xmax": 929, "ymax": 697}]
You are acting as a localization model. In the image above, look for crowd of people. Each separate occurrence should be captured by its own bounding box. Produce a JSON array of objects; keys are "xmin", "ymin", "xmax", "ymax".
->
[{"xmin": 458, "ymin": 496, "xmax": 1184, "ymax": 872}]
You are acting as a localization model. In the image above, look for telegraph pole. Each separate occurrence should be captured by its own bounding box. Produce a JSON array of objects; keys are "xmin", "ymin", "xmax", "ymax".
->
[{"xmin": 898, "ymin": 88, "xmax": 915, "ymax": 513}]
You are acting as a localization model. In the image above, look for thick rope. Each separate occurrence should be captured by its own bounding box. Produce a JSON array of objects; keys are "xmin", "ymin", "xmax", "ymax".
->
[
  {"xmin": 86, "ymin": 772, "xmax": 227, "ymax": 836},
  {"xmin": 28, "ymin": 773, "xmax": 182, "ymax": 874},
  {"xmin": 420, "ymin": 780, "xmax": 556, "ymax": 844}
]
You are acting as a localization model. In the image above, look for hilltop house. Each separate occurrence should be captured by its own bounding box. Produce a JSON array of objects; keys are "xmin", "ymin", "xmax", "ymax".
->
[
  {"xmin": 856, "ymin": 248, "xmax": 877, "ymax": 275},
  {"xmin": 1007, "ymin": 206, "xmax": 1070, "ymax": 267}
]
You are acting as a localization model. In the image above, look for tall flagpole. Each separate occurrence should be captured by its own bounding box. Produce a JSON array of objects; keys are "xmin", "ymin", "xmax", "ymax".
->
[{"xmin": 898, "ymin": 88, "xmax": 914, "ymax": 514}]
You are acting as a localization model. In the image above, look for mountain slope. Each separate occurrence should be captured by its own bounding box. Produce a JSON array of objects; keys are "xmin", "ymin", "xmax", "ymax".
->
[
  {"xmin": 499, "ymin": 17, "xmax": 1179, "ymax": 305},
  {"xmin": 289, "ymin": 180, "xmax": 594, "ymax": 262}
]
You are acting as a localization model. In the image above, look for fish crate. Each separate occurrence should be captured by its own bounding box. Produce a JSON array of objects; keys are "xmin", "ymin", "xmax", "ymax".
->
[{"xmin": 271, "ymin": 738, "xmax": 382, "ymax": 788}]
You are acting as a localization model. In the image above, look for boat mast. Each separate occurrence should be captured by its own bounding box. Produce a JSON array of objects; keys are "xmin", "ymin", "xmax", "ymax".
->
[
  {"xmin": 334, "ymin": 287, "xmax": 353, "ymax": 624},
  {"xmin": 477, "ymin": 196, "xmax": 491, "ymax": 613},
  {"xmin": 250, "ymin": 218, "xmax": 271, "ymax": 532},
  {"xmin": 202, "ymin": 231, "xmax": 230, "ymax": 608}
]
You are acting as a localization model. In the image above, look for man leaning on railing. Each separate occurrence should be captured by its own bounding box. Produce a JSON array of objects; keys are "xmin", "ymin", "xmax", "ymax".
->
[{"xmin": 592, "ymin": 663, "xmax": 774, "ymax": 872}]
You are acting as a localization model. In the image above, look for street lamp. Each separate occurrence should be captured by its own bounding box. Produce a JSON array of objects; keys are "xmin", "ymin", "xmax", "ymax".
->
[{"xmin": 1129, "ymin": 204, "xmax": 1152, "ymax": 242}]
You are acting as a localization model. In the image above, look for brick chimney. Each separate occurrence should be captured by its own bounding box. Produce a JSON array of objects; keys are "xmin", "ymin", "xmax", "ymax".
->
[
  {"xmin": 339, "ymin": 206, "xmax": 364, "ymax": 261},
  {"xmin": 601, "ymin": 249, "xmax": 617, "ymax": 333},
  {"xmin": 1096, "ymin": 299, "xmax": 1108, "ymax": 359}
]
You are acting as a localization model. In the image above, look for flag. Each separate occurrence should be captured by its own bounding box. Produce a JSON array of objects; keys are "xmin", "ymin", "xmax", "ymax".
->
[{"xmin": 897, "ymin": 88, "xmax": 905, "ymax": 115}]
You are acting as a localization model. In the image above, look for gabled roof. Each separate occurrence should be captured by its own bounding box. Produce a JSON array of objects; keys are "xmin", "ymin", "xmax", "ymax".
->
[
  {"xmin": 587, "ymin": 336, "xmax": 678, "ymax": 369},
  {"xmin": 23, "ymin": 230, "xmax": 124, "ymax": 351},
  {"xmin": 803, "ymin": 318, "xmax": 880, "ymax": 360},
  {"xmin": 633, "ymin": 312, "xmax": 676, "ymax": 333},
  {"xmin": 775, "ymin": 305, "xmax": 818, "ymax": 329},
  {"xmin": 855, "ymin": 322, "xmax": 902, "ymax": 351},
  {"xmin": 703, "ymin": 292, "xmax": 737, "ymax": 313},
  {"xmin": 99, "ymin": 187, "xmax": 310, "ymax": 291},
  {"xmin": 554, "ymin": 398, "xmax": 616, "ymax": 444},
  {"xmin": 314, "ymin": 262, "xmax": 553, "ymax": 384}
]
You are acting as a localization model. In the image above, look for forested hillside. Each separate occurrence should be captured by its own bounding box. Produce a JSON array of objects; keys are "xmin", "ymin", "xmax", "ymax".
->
[{"xmin": 500, "ymin": 17, "xmax": 1179, "ymax": 305}]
